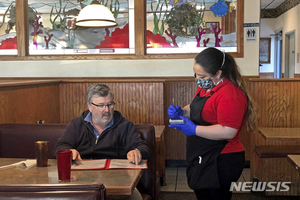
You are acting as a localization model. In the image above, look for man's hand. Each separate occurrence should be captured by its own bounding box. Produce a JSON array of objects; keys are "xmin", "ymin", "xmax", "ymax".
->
[
  {"xmin": 69, "ymin": 149, "xmax": 82, "ymax": 161},
  {"xmin": 127, "ymin": 149, "xmax": 142, "ymax": 165}
]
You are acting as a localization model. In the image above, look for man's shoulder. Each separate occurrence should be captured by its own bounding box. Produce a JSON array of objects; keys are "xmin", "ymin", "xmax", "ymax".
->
[{"xmin": 113, "ymin": 110, "xmax": 126, "ymax": 124}]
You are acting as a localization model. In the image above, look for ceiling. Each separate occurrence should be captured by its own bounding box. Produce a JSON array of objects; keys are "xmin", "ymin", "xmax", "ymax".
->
[{"xmin": 261, "ymin": 0, "xmax": 286, "ymax": 9}]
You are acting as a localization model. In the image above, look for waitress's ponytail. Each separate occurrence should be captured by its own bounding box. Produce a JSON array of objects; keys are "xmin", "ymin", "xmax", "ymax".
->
[{"xmin": 222, "ymin": 54, "xmax": 258, "ymax": 132}]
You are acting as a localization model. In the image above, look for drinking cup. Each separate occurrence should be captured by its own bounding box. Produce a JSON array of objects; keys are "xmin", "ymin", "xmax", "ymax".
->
[
  {"xmin": 56, "ymin": 150, "xmax": 72, "ymax": 180},
  {"xmin": 35, "ymin": 141, "xmax": 49, "ymax": 167}
]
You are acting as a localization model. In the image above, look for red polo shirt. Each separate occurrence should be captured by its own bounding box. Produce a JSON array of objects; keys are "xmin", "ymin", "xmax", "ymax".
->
[{"xmin": 193, "ymin": 79, "xmax": 247, "ymax": 154}]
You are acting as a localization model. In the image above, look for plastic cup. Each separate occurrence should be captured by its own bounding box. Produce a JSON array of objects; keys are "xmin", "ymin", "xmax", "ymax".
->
[
  {"xmin": 35, "ymin": 141, "xmax": 49, "ymax": 167},
  {"xmin": 56, "ymin": 150, "xmax": 72, "ymax": 180}
]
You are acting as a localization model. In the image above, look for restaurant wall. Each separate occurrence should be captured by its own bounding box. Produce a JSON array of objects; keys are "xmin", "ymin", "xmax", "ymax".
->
[
  {"xmin": 259, "ymin": 18, "xmax": 276, "ymax": 73},
  {"xmin": 273, "ymin": 4, "xmax": 300, "ymax": 74},
  {"xmin": 0, "ymin": 0, "xmax": 260, "ymax": 77}
]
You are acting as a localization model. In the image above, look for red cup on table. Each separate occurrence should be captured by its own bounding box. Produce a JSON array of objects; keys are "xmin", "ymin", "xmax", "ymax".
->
[{"xmin": 56, "ymin": 150, "xmax": 72, "ymax": 180}]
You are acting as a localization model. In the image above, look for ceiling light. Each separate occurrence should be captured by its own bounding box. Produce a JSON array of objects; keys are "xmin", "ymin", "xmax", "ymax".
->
[{"xmin": 76, "ymin": 0, "xmax": 118, "ymax": 28}]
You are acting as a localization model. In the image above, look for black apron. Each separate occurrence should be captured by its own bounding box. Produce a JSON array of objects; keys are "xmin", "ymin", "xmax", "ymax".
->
[{"xmin": 186, "ymin": 90, "xmax": 228, "ymax": 190}]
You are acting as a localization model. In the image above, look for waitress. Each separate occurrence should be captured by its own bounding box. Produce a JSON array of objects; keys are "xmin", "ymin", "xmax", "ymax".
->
[{"xmin": 168, "ymin": 48, "xmax": 257, "ymax": 200}]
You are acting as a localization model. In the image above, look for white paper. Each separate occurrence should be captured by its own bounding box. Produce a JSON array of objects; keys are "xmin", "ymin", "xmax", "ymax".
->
[
  {"xmin": 108, "ymin": 159, "xmax": 147, "ymax": 169},
  {"xmin": 71, "ymin": 159, "xmax": 107, "ymax": 170},
  {"xmin": 23, "ymin": 159, "xmax": 37, "ymax": 168},
  {"xmin": 0, "ymin": 159, "xmax": 36, "ymax": 170}
]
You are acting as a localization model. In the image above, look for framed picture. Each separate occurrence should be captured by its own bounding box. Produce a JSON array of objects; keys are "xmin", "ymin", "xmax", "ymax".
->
[
  {"xmin": 206, "ymin": 22, "xmax": 219, "ymax": 29},
  {"xmin": 259, "ymin": 38, "xmax": 271, "ymax": 63}
]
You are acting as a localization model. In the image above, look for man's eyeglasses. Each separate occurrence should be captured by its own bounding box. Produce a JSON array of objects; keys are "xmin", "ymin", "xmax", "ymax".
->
[{"xmin": 91, "ymin": 102, "xmax": 115, "ymax": 109}]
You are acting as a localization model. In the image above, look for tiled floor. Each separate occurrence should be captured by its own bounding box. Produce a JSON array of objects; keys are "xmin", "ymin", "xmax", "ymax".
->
[{"xmin": 161, "ymin": 167, "xmax": 251, "ymax": 193}]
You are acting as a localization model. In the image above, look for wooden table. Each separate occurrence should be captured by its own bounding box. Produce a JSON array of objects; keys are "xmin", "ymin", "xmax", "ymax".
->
[
  {"xmin": 154, "ymin": 125, "xmax": 166, "ymax": 186},
  {"xmin": 287, "ymin": 155, "xmax": 300, "ymax": 170},
  {"xmin": 258, "ymin": 127, "xmax": 300, "ymax": 142},
  {"xmin": 0, "ymin": 158, "xmax": 142, "ymax": 196}
]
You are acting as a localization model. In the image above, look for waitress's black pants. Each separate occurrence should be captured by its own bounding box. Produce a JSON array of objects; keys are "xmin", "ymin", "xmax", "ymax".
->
[{"xmin": 194, "ymin": 151, "xmax": 245, "ymax": 200}]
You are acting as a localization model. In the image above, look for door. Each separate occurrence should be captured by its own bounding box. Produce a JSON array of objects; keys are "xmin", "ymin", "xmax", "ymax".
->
[
  {"xmin": 274, "ymin": 30, "xmax": 282, "ymax": 78},
  {"xmin": 284, "ymin": 31, "xmax": 295, "ymax": 78}
]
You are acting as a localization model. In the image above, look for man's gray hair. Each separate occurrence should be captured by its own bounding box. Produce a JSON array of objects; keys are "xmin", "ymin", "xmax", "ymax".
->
[{"xmin": 86, "ymin": 84, "xmax": 114, "ymax": 104}]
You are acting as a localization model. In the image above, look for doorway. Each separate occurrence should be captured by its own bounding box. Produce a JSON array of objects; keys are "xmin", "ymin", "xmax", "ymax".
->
[
  {"xmin": 274, "ymin": 29, "xmax": 282, "ymax": 78},
  {"xmin": 284, "ymin": 30, "xmax": 295, "ymax": 78}
]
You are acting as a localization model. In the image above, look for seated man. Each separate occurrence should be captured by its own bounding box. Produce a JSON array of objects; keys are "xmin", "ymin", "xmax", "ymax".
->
[{"xmin": 53, "ymin": 83, "xmax": 150, "ymax": 200}]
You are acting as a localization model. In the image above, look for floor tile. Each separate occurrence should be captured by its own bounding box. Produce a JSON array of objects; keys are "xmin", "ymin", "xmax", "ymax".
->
[
  {"xmin": 242, "ymin": 168, "xmax": 250, "ymax": 182},
  {"xmin": 161, "ymin": 167, "xmax": 177, "ymax": 192},
  {"xmin": 161, "ymin": 182, "xmax": 176, "ymax": 192},
  {"xmin": 162, "ymin": 167, "xmax": 251, "ymax": 193},
  {"xmin": 176, "ymin": 183, "xmax": 193, "ymax": 192}
]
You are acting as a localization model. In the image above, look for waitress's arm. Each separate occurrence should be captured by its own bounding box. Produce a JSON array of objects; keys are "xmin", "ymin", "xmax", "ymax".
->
[
  {"xmin": 182, "ymin": 104, "xmax": 191, "ymax": 118},
  {"xmin": 195, "ymin": 124, "xmax": 238, "ymax": 140}
]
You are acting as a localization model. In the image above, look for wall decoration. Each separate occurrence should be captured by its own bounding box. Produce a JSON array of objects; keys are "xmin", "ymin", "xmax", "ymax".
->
[
  {"xmin": 259, "ymin": 38, "xmax": 271, "ymax": 64},
  {"xmin": 210, "ymin": 0, "xmax": 229, "ymax": 17},
  {"xmin": 206, "ymin": 22, "xmax": 219, "ymax": 30}
]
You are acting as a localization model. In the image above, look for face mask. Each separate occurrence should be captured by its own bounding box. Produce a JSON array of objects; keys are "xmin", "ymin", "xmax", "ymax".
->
[{"xmin": 195, "ymin": 77, "xmax": 214, "ymax": 89}]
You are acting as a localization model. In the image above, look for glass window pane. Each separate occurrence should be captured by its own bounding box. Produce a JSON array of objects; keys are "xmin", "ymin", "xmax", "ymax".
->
[
  {"xmin": 0, "ymin": 1, "xmax": 17, "ymax": 55},
  {"xmin": 28, "ymin": 0, "xmax": 132, "ymax": 55},
  {"xmin": 146, "ymin": 0, "xmax": 238, "ymax": 54}
]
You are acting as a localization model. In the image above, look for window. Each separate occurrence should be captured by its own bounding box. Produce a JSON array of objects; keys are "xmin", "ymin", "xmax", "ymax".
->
[
  {"xmin": 27, "ymin": 0, "xmax": 132, "ymax": 55},
  {"xmin": 146, "ymin": 0, "xmax": 243, "ymax": 57},
  {"xmin": 0, "ymin": 0, "xmax": 243, "ymax": 59},
  {"xmin": 0, "ymin": 0, "xmax": 17, "ymax": 55}
]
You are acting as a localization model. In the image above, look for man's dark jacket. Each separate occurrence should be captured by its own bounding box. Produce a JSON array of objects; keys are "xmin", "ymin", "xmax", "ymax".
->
[{"xmin": 53, "ymin": 110, "xmax": 150, "ymax": 159}]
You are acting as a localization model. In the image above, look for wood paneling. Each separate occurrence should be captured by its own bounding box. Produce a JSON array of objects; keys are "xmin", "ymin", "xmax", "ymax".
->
[
  {"xmin": 0, "ymin": 82, "xmax": 60, "ymax": 124},
  {"xmin": 235, "ymin": 0, "xmax": 244, "ymax": 58},
  {"xmin": 164, "ymin": 81, "xmax": 198, "ymax": 160},
  {"xmin": 38, "ymin": 84, "xmax": 60, "ymax": 123},
  {"xmin": 16, "ymin": 0, "xmax": 29, "ymax": 57},
  {"xmin": 249, "ymin": 79, "xmax": 300, "ymax": 128},
  {"xmin": 259, "ymin": 72, "xmax": 274, "ymax": 79},
  {"xmin": 221, "ymin": 2, "xmax": 236, "ymax": 34},
  {"xmin": 260, "ymin": 73, "xmax": 300, "ymax": 79},
  {"xmin": 239, "ymin": 76, "xmax": 256, "ymax": 161},
  {"xmin": 59, "ymin": 82, "xmax": 164, "ymax": 125},
  {"xmin": 249, "ymin": 78, "xmax": 300, "ymax": 196},
  {"xmin": 135, "ymin": 0, "xmax": 146, "ymax": 57}
]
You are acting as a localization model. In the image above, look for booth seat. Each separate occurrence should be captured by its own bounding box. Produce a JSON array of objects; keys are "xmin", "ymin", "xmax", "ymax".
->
[
  {"xmin": 252, "ymin": 145, "xmax": 300, "ymax": 196},
  {"xmin": 0, "ymin": 123, "xmax": 160, "ymax": 200}
]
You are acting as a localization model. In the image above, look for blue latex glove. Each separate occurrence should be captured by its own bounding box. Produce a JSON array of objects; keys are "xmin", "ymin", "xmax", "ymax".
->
[
  {"xmin": 168, "ymin": 116, "xmax": 197, "ymax": 136},
  {"xmin": 167, "ymin": 105, "xmax": 184, "ymax": 119}
]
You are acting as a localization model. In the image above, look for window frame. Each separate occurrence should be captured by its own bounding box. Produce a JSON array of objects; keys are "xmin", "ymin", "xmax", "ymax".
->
[{"xmin": 0, "ymin": 0, "xmax": 244, "ymax": 61}]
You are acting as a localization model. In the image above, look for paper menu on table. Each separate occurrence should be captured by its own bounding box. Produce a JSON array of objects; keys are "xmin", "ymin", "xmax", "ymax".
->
[
  {"xmin": 71, "ymin": 159, "xmax": 107, "ymax": 170},
  {"xmin": 107, "ymin": 159, "xmax": 147, "ymax": 169},
  {"xmin": 71, "ymin": 159, "xmax": 147, "ymax": 170}
]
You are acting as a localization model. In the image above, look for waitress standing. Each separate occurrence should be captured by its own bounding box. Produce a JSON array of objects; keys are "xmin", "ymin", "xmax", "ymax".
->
[{"xmin": 168, "ymin": 47, "xmax": 257, "ymax": 200}]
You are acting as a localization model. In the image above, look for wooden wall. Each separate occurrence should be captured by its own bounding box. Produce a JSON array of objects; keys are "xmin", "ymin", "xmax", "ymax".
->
[
  {"xmin": 249, "ymin": 78, "xmax": 300, "ymax": 128},
  {"xmin": 59, "ymin": 80, "xmax": 165, "ymax": 125},
  {"xmin": 164, "ymin": 80, "xmax": 198, "ymax": 160},
  {"xmin": 0, "ymin": 80, "xmax": 60, "ymax": 124},
  {"xmin": 248, "ymin": 78, "xmax": 300, "ymax": 195},
  {"xmin": 259, "ymin": 73, "xmax": 300, "ymax": 79}
]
